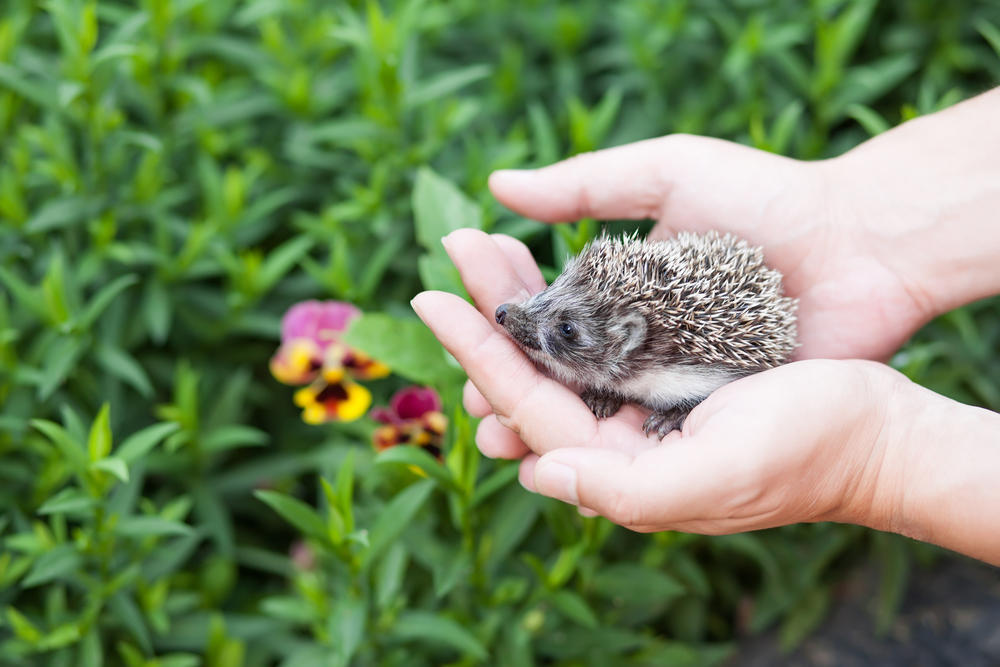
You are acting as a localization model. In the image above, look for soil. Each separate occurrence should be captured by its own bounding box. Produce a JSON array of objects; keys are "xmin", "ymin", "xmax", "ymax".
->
[{"xmin": 732, "ymin": 556, "xmax": 1000, "ymax": 666}]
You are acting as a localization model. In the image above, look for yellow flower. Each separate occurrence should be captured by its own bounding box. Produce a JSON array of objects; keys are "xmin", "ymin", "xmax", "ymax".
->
[{"xmin": 293, "ymin": 378, "xmax": 372, "ymax": 424}]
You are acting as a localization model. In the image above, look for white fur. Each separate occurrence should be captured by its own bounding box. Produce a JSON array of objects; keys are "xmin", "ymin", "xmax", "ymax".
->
[{"xmin": 616, "ymin": 364, "xmax": 739, "ymax": 411}]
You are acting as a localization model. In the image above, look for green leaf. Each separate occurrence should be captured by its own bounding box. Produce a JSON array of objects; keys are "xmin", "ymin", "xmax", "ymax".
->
[
  {"xmin": 31, "ymin": 419, "xmax": 87, "ymax": 471},
  {"xmin": 254, "ymin": 490, "xmax": 328, "ymax": 541},
  {"xmin": 257, "ymin": 236, "xmax": 314, "ymax": 291},
  {"xmin": 144, "ymin": 280, "xmax": 172, "ymax": 344},
  {"xmin": 412, "ymin": 167, "xmax": 482, "ymax": 253},
  {"xmin": 432, "ymin": 549, "xmax": 471, "ymax": 599},
  {"xmin": 77, "ymin": 274, "xmax": 139, "ymax": 330},
  {"xmin": 87, "ymin": 403, "xmax": 113, "ymax": 462},
  {"xmin": 330, "ymin": 595, "xmax": 366, "ymax": 666},
  {"xmin": 79, "ymin": 627, "xmax": 103, "ymax": 667},
  {"xmin": 114, "ymin": 516, "xmax": 194, "ymax": 538},
  {"xmin": 109, "ymin": 592, "xmax": 152, "ymax": 654},
  {"xmin": 23, "ymin": 544, "xmax": 82, "ymax": 587},
  {"xmin": 260, "ymin": 596, "xmax": 315, "ymax": 624},
  {"xmin": 116, "ymin": 422, "xmax": 181, "ymax": 463},
  {"xmin": 845, "ymin": 103, "xmax": 890, "ymax": 136},
  {"xmin": 470, "ymin": 463, "xmax": 519, "ymax": 508},
  {"xmin": 0, "ymin": 265, "xmax": 47, "ymax": 320},
  {"xmin": 342, "ymin": 313, "xmax": 464, "ymax": 386},
  {"xmin": 390, "ymin": 611, "xmax": 487, "ymax": 660},
  {"xmin": 364, "ymin": 479, "xmax": 435, "ymax": 568},
  {"xmin": 548, "ymin": 590, "xmax": 598, "ymax": 629},
  {"xmin": 38, "ymin": 335, "xmax": 87, "ymax": 400},
  {"xmin": 37, "ymin": 488, "xmax": 96, "ymax": 515},
  {"xmin": 26, "ymin": 196, "xmax": 100, "ymax": 233},
  {"xmin": 779, "ymin": 587, "xmax": 830, "ymax": 650},
  {"xmin": 974, "ymin": 18, "xmax": 1000, "ymax": 57},
  {"xmin": 375, "ymin": 543, "xmax": 408, "ymax": 610},
  {"xmin": 873, "ymin": 532, "xmax": 910, "ymax": 634},
  {"xmin": 95, "ymin": 342, "xmax": 154, "ymax": 397},
  {"xmin": 334, "ymin": 449, "xmax": 356, "ymax": 533},
  {"xmin": 376, "ymin": 446, "xmax": 457, "ymax": 491},
  {"xmin": 417, "ymin": 254, "xmax": 466, "ymax": 295},
  {"xmin": 6, "ymin": 606, "xmax": 42, "ymax": 643},
  {"xmin": 200, "ymin": 425, "xmax": 268, "ymax": 453},
  {"xmin": 590, "ymin": 563, "xmax": 687, "ymax": 608},
  {"xmin": 405, "ymin": 64, "xmax": 492, "ymax": 108},
  {"xmin": 484, "ymin": 486, "xmax": 541, "ymax": 576},
  {"xmin": 92, "ymin": 457, "xmax": 129, "ymax": 483}
]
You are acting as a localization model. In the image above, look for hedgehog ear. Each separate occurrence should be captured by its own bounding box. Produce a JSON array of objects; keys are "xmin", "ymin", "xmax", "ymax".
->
[{"xmin": 616, "ymin": 311, "xmax": 647, "ymax": 358}]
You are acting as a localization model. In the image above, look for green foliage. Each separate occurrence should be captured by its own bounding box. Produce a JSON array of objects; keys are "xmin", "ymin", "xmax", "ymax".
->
[{"xmin": 0, "ymin": 0, "xmax": 998, "ymax": 664}]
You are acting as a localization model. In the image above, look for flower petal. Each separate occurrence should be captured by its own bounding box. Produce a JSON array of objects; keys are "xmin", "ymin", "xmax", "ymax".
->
[
  {"xmin": 281, "ymin": 300, "xmax": 361, "ymax": 346},
  {"xmin": 391, "ymin": 386, "xmax": 442, "ymax": 420},
  {"xmin": 271, "ymin": 338, "xmax": 323, "ymax": 385},
  {"xmin": 333, "ymin": 381, "xmax": 372, "ymax": 421}
]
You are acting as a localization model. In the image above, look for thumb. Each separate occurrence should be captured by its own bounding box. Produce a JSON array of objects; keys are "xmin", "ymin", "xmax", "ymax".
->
[
  {"xmin": 489, "ymin": 137, "xmax": 675, "ymax": 223},
  {"xmin": 531, "ymin": 442, "xmax": 723, "ymax": 529}
]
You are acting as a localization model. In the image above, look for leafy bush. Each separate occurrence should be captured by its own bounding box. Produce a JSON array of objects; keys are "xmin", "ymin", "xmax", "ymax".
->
[{"xmin": 1, "ymin": 0, "xmax": 998, "ymax": 664}]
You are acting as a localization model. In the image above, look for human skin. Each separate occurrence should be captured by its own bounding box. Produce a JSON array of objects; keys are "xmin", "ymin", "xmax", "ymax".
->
[{"xmin": 410, "ymin": 87, "xmax": 1000, "ymax": 564}]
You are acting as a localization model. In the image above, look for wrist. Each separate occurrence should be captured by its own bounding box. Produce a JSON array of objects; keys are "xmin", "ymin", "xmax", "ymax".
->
[
  {"xmin": 852, "ymin": 370, "xmax": 1000, "ymax": 564},
  {"xmin": 827, "ymin": 88, "xmax": 1000, "ymax": 319}
]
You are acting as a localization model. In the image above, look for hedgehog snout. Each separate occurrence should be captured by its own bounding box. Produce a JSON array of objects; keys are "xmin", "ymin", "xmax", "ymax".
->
[{"xmin": 495, "ymin": 303, "xmax": 542, "ymax": 351}]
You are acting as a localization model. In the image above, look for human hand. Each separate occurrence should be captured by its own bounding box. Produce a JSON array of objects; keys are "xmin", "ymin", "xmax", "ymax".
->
[
  {"xmin": 410, "ymin": 230, "xmax": 895, "ymax": 533},
  {"xmin": 413, "ymin": 230, "xmax": 1000, "ymax": 563},
  {"xmin": 487, "ymin": 134, "xmax": 935, "ymax": 362}
]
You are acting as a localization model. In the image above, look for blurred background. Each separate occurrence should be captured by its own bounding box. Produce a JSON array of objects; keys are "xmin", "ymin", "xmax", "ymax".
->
[{"xmin": 1, "ymin": 0, "xmax": 999, "ymax": 665}]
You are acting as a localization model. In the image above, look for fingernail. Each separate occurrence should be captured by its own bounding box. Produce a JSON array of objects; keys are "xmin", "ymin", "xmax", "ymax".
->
[
  {"xmin": 578, "ymin": 507, "xmax": 599, "ymax": 518},
  {"xmin": 535, "ymin": 461, "xmax": 578, "ymax": 505},
  {"xmin": 441, "ymin": 233, "xmax": 454, "ymax": 253},
  {"xmin": 410, "ymin": 293, "xmax": 428, "ymax": 321}
]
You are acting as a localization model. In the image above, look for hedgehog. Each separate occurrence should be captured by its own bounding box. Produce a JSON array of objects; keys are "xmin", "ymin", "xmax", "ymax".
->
[{"xmin": 494, "ymin": 232, "xmax": 798, "ymax": 438}]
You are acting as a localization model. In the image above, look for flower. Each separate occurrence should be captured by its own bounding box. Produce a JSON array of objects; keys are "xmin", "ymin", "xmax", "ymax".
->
[
  {"xmin": 289, "ymin": 540, "xmax": 316, "ymax": 571},
  {"xmin": 270, "ymin": 300, "xmax": 390, "ymax": 424},
  {"xmin": 371, "ymin": 386, "xmax": 448, "ymax": 457},
  {"xmin": 293, "ymin": 372, "xmax": 371, "ymax": 424}
]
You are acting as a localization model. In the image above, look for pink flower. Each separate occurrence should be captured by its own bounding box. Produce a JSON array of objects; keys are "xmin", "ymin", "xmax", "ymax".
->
[
  {"xmin": 372, "ymin": 386, "xmax": 447, "ymax": 457},
  {"xmin": 269, "ymin": 300, "xmax": 389, "ymax": 424},
  {"xmin": 280, "ymin": 300, "xmax": 360, "ymax": 349},
  {"xmin": 371, "ymin": 386, "xmax": 442, "ymax": 424},
  {"xmin": 289, "ymin": 540, "xmax": 317, "ymax": 571}
]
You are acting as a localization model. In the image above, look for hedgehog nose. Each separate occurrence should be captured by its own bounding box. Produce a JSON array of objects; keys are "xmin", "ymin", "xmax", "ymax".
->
[{"xmin": 495, "ymin": 304, "xmax": 508, "ymax": 326}]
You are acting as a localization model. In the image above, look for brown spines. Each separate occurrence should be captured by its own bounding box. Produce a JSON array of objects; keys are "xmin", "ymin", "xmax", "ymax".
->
[{"xmin": 570, "ymin": 232, "xmax": 798, "ymax": 368}]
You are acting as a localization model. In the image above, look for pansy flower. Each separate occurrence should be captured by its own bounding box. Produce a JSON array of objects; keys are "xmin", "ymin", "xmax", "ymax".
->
[
  {"xmin": 371, "ymin": 386, "xmax": 448, "ymax": 457},
  {"xmin": 270, "ymin": 300, "xmax": 389, "ymax": 424}
]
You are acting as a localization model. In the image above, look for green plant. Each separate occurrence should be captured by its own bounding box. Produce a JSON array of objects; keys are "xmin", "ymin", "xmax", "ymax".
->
[{"xmin": 1, "ymin": 0, "xmax": 998, "ymax": 664}]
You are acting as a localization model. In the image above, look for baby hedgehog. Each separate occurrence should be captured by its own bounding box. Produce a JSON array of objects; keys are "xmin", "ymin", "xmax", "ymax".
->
[{"xmin": 494, "ymin": 232, "xmax": 797, "ymax": 438}]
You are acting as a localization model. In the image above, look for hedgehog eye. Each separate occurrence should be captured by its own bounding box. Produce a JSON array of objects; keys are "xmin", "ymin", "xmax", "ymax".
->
[{"xmin": 559, "ymin": 322, "xmax": 576, "ymax": 339}]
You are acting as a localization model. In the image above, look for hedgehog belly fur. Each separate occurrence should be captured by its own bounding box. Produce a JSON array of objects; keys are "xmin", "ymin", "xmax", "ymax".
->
[{"xmin": 615, "ymin": 364, "xmax": 742, "ymax": 412}]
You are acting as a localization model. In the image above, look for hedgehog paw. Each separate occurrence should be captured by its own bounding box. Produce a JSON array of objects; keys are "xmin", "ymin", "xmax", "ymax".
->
[
  {"xmin": 642, "ymin": 410, "xmax": 687, "ymax": 440},
  {"xmin": 581, "ymin": 390, "xmax": 622, "ymax": 419}
]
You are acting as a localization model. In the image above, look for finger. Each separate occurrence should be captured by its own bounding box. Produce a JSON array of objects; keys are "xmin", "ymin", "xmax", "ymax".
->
[
  {"xmin": 531, "ymin": 441, "xmax": 741, "ymax": 528},
  {"xmin": 488, "ymin": 138, "xmax": 672, "ymax": 223},
  {"xmin": 463, "ymin": 379, "xmax": 492, "ymax": 417},
  {"xmin": 518, "ymin": 454, "xmax": 539, "ymax": 492},
  {"xmin": 476, "ymin": 414, "xmax": 530, "ymax": 459},
  {"xmin": 490, "ymin": 233, "xmax": 547, "ymax": 293},
  {"xmin": 441, "ymin": 229, "xmax": 534, "ymax": 324},
  {"xmin": 411, "ymin": 290, "xmax": 599, "ymax": 453}
]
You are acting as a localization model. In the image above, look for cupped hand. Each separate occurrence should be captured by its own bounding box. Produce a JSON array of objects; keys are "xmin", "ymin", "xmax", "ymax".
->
[
  {"xmin": 489, "ymin": 134, "xmax": 936, "ymax": 362},
  {"xmin": 410, "ymin": 230, "xmax": 902, "ymax": 533}
]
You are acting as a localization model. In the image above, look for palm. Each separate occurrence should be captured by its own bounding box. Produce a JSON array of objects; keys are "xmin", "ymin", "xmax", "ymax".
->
[{"xmin": 491, "ymin": 134, "xmax": 932, "ymax": 361}]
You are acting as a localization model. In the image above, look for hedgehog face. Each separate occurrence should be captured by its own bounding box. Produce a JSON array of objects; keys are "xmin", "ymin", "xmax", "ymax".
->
[{"xmin": 495, "ymin": 279, "xmax": 647, "ymax": 388}]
